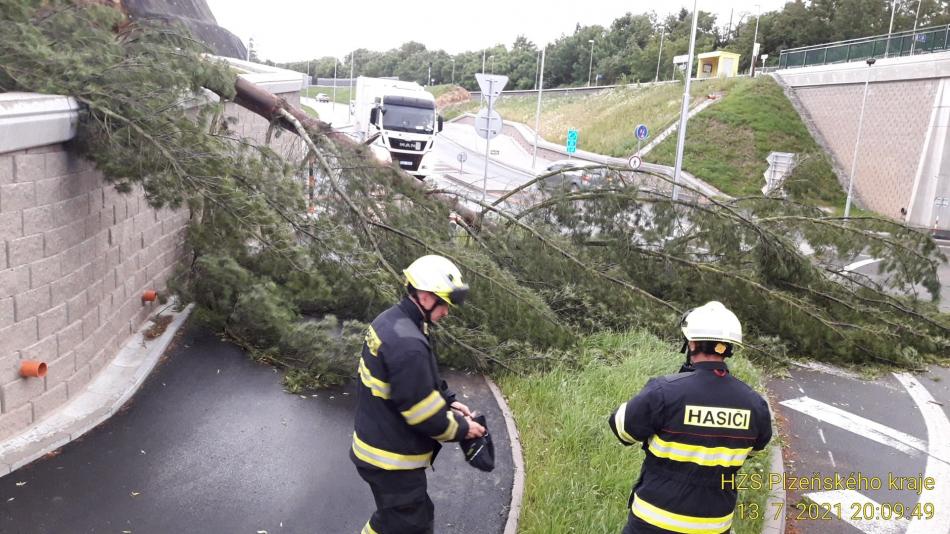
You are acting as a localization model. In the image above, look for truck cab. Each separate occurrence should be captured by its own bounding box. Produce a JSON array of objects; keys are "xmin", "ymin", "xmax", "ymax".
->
[{"xmin": 353, "ymin": 77, "xmax": 443, "ymax": 180}]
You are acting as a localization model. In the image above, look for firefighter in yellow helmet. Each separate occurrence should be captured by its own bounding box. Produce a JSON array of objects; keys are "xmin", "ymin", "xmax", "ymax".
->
[
  {"xmin": 608, "ymin": 302, "xmax": 772, "ymax": 534},
  {"xmin": 351, "ymin": 255, "xmax": 486, "ymax": 534}
]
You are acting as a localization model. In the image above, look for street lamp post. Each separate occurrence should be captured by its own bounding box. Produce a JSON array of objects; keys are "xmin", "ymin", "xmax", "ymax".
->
[
  {"xmin": 532, "ymin": 46, "xmax": 546, "ymax": 170},
  {"xmin": 672, "ymin": 0, "xmax": 700, "ymax": 201},
  {"xmin": 490, "ymin": 55, "xmax": 495, "ymax": 75},
  {"xmin": 748, "ymin": 4, "xmax": 761, "ymax": 76},
  {"xmin": 885, "ymin": 0, "xmax": 898, "ymax": 57},
  {"xmin": 844, "ymin": 58, "xmax": 876, "ymax": 218},
  {"xmin": 535, "ymin": 49, "xmax": 541, "ymax": 90},
  {"xmin": 349, "ymin": 51, "xmax": 355, "ymax": 119},
  {"xmin": 911, "ymin": 0, "xmax": 924, "ymax": 54},
  {"xmin": 332, "ymin": 58, "xmax": 338, "ymax": 114},
  {"xmin": 482, "ymin": 50, "xmax": 486, "ymax": 72},
  {"xmin": 587, "ymin": 39, "xmax": 595, "ymax": 86},
  {"xmin": 451, "ymin": 58, "xmax": 456, "ymax": 84},
  {"xmin": 655, "ymin": 27, "xmax": 666, "ymax": 83}
]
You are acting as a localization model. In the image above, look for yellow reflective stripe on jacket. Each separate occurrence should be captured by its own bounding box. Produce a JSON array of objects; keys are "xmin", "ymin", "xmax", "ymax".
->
[
  {"xmin": 361, "ymin": 520, "xmax": 378, "ymax": 534},
  {"xmin": 365, "ymin": 326, "xmax": 382, "ymax": 356},
  {"xmin": 648, "ymin": 435, "xmax": 752, "ymax": 467},
  {"xmin": 631, "ymin": 494, "xmax": 733, "ymax": 534},
  {"xmin": 432, "ymin": 411, "xmax": 459, "ymax": 442},
  {"xmin": 614, "ymin": 402, "xmax": 637, "ymax": 444},
  {"xmin": 351, "ymin": 433, "xmax": 432, "ymax": 470},
  {"xmin": 401, "ymin": 390, "xmax": 446, "ymax": 425},
  {"xmin": 358, "ymin": 358, "xmax": 391, "ymax": 399}
]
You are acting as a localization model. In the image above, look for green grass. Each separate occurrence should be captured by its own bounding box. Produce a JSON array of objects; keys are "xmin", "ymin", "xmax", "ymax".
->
[
  {"xmin": 497, "ymin": 330, "xmax": 772, "ymax": 534},
  {"xmin": 304, "ymin": 86, "xmax": 352, "ymax": 105},
  {"xmin": 441, "ymin": 78, "xmax": 744, "ymax": 157},
  {"xmin": 651, "ymin": 77, "xmax": 845, "ymax": 206}
]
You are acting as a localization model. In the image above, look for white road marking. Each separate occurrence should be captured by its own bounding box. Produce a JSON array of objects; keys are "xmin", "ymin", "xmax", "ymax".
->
[
  {"xmin": 827, "ymin": 449, "xmax": 836, "ymax": 468},
  {"xmin": 792, "ymin": 360, "xmax": 862, "ymax": 380},
  {"xmin": 780, "ymin": 397, "xmax": 927, "ymax": 456},
  {"xmin": 798, "ymin": 386, "xmax": 806, "ymax": 394},
  {"xmin": 844, "ymin": 257, "xmax": 882, "ymax": 272},
  {"xmin": 803, "ymin": 490, "xmax": 908, "ymax": 534},
  {"xmin": 894, "ymin": 373, "xmax": 950, "ymax": 534},
  {"xmin": 818, "ymin": 428, "xmax": 827, "ymax": 444}
]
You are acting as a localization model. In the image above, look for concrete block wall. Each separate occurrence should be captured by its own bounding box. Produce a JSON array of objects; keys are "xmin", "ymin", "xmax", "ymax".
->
[
  {"xmin": 0, "ymin": 75, "xmax": 305, "ymax": 442},
  {"xmin": 0, "ymin": 144, "xmax": 188, "ymax": 441},
  {"xmin": 793, "ymin": 79, "xmax": 937, "ymax": 217}
]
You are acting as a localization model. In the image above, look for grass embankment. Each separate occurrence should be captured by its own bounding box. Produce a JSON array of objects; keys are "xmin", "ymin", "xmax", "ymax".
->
[
  {"xmin": 442, "ymin": 78, "xmax": 742, "ymax": 157},
  {"xmin": 497, "ymin": 330, "xmax": 772, "ymax": 534},
  {"xmin": 651, "ymin": 77, "xmax": 844, "ymax": 206},
  {"xmin": 303, "ymin": 86, "xmax": 352, "ymax": 105}
]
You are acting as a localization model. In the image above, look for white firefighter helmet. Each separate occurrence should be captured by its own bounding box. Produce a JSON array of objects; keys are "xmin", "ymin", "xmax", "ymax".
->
[
  {"xmin": 680, "ymin": 301, "xmax": 743, "ymax": 345},
  {"xmin": 403, "ymin": 255, "xmax": 469, "ymax": 306}
]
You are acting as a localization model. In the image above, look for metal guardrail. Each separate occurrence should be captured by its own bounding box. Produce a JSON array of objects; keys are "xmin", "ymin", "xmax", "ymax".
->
[{"xmin": 779, "ymin": 24, "xmax": 950, "ymax": 69}]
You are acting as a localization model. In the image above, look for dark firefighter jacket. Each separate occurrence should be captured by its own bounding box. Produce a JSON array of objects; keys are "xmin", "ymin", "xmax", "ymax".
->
[
  {"xmin": 608, "ymin": 361, "xmax": 772, "ymax": 534},
  {"xmin": 351, "ymin": 297, "xmax": 469, "ymax": 471}
]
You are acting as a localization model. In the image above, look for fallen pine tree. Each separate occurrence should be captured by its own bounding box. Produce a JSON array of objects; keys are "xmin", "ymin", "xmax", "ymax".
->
[{"xmin": 2, "ymin": 0, "xmax": 947, "ymax": 389}]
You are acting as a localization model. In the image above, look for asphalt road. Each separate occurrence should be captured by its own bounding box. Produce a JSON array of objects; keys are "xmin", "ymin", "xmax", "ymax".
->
[{"xmin": 0, "ymin": 325, "xmax": 512, "ymax": 534}]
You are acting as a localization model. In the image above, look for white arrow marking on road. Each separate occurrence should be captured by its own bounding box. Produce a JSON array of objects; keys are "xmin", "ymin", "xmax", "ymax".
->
[
  {"xmin": 894, "ymin": 373, "xmax": 950, "ymax": 534},
  {"xmin": 780, "ymin": 397, "xmax": 927, "ymax": 456},
  {"xmin": 802, "ymin": 490, "xmax": 908, "ymax": 534}
]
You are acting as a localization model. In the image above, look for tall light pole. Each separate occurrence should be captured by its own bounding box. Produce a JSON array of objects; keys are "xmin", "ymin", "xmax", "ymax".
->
[
  {"xmin": 911, "ymin": 0, "xmax": 923, "ymax": 54},
  {"xmin": 672, "ymin": 0, "xmax": 700, "ymax": 201},
  {"xmin": 306, "ymin": 59, "xmax": 311, "ymax": 88},
  {"xmin": 748, "ymin": 4, "xmax": 761, "ymax": 76},
  {"xmin": 349, "ymin": 51, "xmax": 355, "ymax": 119},
  {"xmin": 532, "ymin": 46, "xmax": 546, "ymax": 170},
  {"xmin": 482, "ymin": 50, "xmax": 486, "ymax": 72},
  {"xmin": 451, "ymin": 58, "xmax": 456, "ymax": 84},
  {"xmin": 534, "ymin": 49, "xmax": 541, "ymax": 90},
  {"xmin": 332, "ymin": 58, "xmax": 338, "ymax": 114},
  {"xmin": 655, "ymin": 27, "xmax": 666, "ymax": 83},
  {"xmin": 490, "ymin": 55, "xmax": 495, "ymax": 75},
  {"xmin": 845, "ymin": 58, "xmax": 876, "ymax": 218},
  {"xmin": 885, "ymin": 0, "xmax": 898, "ymax": 57},
  {"xmin": 587, "ymin": 39, "xmax": 596, "ymax": 86}
]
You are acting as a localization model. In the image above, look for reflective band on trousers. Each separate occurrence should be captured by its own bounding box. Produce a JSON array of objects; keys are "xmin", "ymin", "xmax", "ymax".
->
[
  {"xmin": 351, "ymin": 433, "xmax": 432, "ymax": 470},
  {"xmin": 358, "ymin": 358, "xmax": 391, "ymax": 399},
  {"xmin": 614, "ymin": 402, "xmax": 637, "ymax": 444},
  {"xmin": 401, "ymin": 390, "xmax": 446, "ymax": 425},
  {"xmin": 361, "ymin": 520, "xmax": 379, "ymax": 534},
  {"xmin": 632, "ymin": 494, "xmax": 733, "ymax": 534},
  {"xmin": 648, "ymin": 435, "xmax": 751, "ymax": 467}
]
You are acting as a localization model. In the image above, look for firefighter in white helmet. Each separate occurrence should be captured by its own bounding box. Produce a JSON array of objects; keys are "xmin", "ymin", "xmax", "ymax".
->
[
  {"xmin": 351, "ymin": 255, "xmax": 486, "ymax": 534},
  {"xmin": 608, "ymin": 301, "xmax": 772, "ymax": 534}
]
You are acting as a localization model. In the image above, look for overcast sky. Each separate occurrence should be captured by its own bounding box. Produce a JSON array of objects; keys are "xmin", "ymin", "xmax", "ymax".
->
[{"xmin": 206, "ymin": 0, "xmax": 790, "ymax": 63}]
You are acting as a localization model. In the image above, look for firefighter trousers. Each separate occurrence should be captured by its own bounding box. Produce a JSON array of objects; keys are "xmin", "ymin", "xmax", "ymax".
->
[
  {"xmin": 621, "ymin": 512, "xmax": 730, "ymax": 534},
  {"xmin": 357, "ymin": 466, "xmax": 434, "ymax": 534}
]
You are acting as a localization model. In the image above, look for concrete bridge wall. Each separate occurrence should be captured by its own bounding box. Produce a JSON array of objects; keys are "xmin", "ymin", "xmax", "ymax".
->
[{"xmin": 775, "ymin": 52, "xmax": 950, "ymax": 231}]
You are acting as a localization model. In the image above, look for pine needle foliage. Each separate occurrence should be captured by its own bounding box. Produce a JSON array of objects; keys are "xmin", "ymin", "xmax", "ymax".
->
[{"xmin": 3, "ymin": 1, "xmax": 948, "ymax": 389}]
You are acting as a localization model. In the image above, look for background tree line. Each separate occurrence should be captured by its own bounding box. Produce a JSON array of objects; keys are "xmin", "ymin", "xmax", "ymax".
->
[{"xmin": 271, "ymin": 0, "xmax": 950, "ymax": 91}]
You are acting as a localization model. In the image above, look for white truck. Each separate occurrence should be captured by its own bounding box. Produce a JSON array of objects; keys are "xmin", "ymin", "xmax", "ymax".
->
[{"xmin": 351, "ymin": 76, "xmax": 443, "ymax": 179}]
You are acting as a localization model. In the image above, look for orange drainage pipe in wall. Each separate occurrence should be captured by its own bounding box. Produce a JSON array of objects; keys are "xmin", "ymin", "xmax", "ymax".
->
[
  {"xmin": 142, "ymin": 290, "xmax": 158, "ymax": 303},
  {"xmin": 20, "ymin": 360, "xmax": 47, "ymax": 378}
]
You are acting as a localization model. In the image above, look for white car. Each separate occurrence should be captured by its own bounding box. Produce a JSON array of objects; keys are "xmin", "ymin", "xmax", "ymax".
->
[{"xmin": 315, "ymin": 93, "xmax": 330, "ymax": 103}]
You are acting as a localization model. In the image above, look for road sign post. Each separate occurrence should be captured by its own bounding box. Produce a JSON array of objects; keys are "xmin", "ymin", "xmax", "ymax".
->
[
  {"xmin": 475, "ymin": 73, "xmax": 509, "ymax": 203},
  {"xmin": 628, "ymin": 155, "xmax": 642, "ymax": 170},
  {"xmin": 457, "ymin": 151, "xmax": 467, "ymax": 174}
]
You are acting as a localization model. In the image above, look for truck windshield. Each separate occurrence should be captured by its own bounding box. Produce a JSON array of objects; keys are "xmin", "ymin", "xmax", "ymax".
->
[{"xmin": 382, "ymin": 105, "xmax": 434, "ymax": 134}]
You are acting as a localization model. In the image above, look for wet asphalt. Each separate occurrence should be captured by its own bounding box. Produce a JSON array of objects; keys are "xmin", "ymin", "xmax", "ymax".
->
[{"xmin": 0, "ymin": 324, "xmax": 512, "ymax": 534}]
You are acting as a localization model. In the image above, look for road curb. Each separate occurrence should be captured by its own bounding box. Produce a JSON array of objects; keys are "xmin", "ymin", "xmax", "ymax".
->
[
  {"xmin": 484, "ymin": 376, "xmax": 525, "ymax": 534},
  {"xmin": 0, "ymin": 302, "xmax": 193, "ymax": 477},
  {"xmin": 760, "ymin": 442, "xmax": 787, "ymax": 534}
]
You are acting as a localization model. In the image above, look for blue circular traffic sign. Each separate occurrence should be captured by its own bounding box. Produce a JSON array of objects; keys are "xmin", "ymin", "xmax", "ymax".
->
[{"xmin": 635, "ymin": 124, "xmax": 649, "ymax": 140}]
